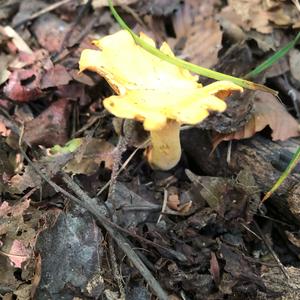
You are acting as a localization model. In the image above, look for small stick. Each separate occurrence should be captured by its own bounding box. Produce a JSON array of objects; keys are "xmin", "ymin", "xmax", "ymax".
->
[{"xmin": 16, "ymin": 140, "xmax": 168, "ymax": 298}]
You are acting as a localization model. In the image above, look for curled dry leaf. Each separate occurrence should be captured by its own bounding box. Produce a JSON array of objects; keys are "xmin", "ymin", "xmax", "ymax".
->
[{"xmin": 212, "ymin": 91, "xmax": 300, "ymax": 149}]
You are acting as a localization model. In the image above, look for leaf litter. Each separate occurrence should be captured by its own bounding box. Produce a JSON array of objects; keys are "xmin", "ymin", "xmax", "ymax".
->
[{"xmin": 0, "ymin": 0, "xmax": 300, "ymax": 299}]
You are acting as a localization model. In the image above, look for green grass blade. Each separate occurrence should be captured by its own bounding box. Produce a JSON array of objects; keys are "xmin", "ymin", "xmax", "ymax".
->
[
  {"xmin": 245, "ymin": 32, "xmax": 300, "ymax": 79},
  {"xmin": 262, "ymin": 147, "xmax": 300, "ymax": 203},
  {"xmin": 107, "ymin": 0, "xmax": 277, "ymax": 95}
]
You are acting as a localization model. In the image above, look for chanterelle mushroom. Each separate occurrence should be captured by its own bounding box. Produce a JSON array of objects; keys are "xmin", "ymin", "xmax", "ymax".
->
[{"xmin": 79, "ymin": 30, "xmax": 243, "ymax": 170}]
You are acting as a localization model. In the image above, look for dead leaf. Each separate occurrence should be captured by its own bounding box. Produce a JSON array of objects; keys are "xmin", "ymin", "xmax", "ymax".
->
[
  {"xmin": 166, "ymin": 187, "xmax": 192, "ymax": 214},
  {"xmin": 0, "ymin": 200, "xmax": 34, "ymax": 268},
  {"xmin": 23, "ymin": 98, "xmax": 71, "ymax": 147},
  {"xmin": 4, "ymin": 68, "xmax": 42, "ymax": 102},
  {"xmin": 0, "ymin": 0, "xmax": 20, "ymax": 21},
  {"xmin": 0, "ymin": 25, "xmax": 32, "ymax": 53},
  {"xmin": 0, "ymin": 120, "xmax": 10, "ymax": 137},
  {"xmin": 289, "ymin": 48, "xmax": 300, "ymax": 83},
  {"xmin": 136, "ymin": 0, "xmax": 181, "ymax": 16},
  {"xmin": 32, "ymin": 13, "xmax": 70, "ymax": 53},
  {"xmin": 63, "ymin": 138, "xmax": 115, "ymax": 174},
  {"xmin": 213, "ymin": 91, "xmax": 300, "ymax": 149},
  {"xmin": 57, "ymin": 83, "xmax": 91, "ymax": 105},
  {"xmin": 9, "ymin": 151, "xmax": 73, "ymax": 193},
  {"xmin": 223, "ymin": 0, "xmax": 272, "ymax": 34},
  {"xmin": 40, "ymin": 64, "xmax": 72, "ymax": 89},
  {"xmin": 223, "ymin": 0, "xmax": 300, "ymax": 33},
  {"xmin": 169, "ymin": 2, "xmax": 222, "ymax": 68},
  {"xmin": 69, "ymin": 69, "xmax": 95, "ymax": 87}
]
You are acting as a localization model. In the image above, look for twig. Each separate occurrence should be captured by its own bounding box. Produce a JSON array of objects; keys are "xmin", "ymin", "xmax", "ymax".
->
[
  {"xmin": 253, "ymin": 221, "xmax": 289, "ymax": 280},
  {"xmin": 107, "ymin": 136, "xmax": 127, "ymax": 299},
  {"xmin": 13, "ymin": 0, "xmax": 74, "ymax": 28},
  {"xmin": 58, "ymin": 0, "xmax": 92, "ymax": 53},
  {"xmin": 97, "ymin": 138, "xmax": 149, "ymax": 196}
]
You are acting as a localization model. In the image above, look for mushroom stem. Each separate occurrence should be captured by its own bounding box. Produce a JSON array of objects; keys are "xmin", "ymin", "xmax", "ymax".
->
[{"xmin": 146, "ymin": 120, "xmax": 181, "ymax": 170}]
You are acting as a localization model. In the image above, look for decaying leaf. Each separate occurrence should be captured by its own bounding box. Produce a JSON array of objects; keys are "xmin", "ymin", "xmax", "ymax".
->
[
  {"xmin": 185, "ymin": 169, "xmax": 261, "ymax": 223},
  {"xmin": 23, "ymin": 98, "xmax": 71, "ymax": 147},
  {"xmin": 4, "ymin": 68, "xmax": 43, "ymax": 102},
  {"xmin": 0, "ymin": 200, "xmax": 35, "ymax": 268},
  {"xmin": 213, "ymin": 91, "xmax": 300, "ymax": 149},
  {"xmin": 169, "ymin": 0, "xmax": 222, "ymax": 68},
  {"xmin": 32, "ymin": 13, "xmax": 70, "ymax": 53},
  {"xmin": 57, "ymin": 137, "xmax": 115, "ymax": 175},
  {"xmin": 9, "ymin": 151, "xmax": 74, "ymax": 193},
  {"xmin": 221, "ymin": 0, "xmax": 300, "ymax": 35},
  {"xmin": 40, "ymin": 64, "xmax": 72, "ymax": 89},
  {"xmin": 289, "ymin": 48, "xmax": 300, "ymax": 83}
]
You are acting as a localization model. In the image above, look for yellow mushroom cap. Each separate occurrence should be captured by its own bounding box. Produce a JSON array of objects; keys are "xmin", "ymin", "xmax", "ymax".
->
[
  {"xmin": 79, "ymin": 30, "xmax": 243, "ymax": 170},
  {"xmin": 79, "ymin": 30, "xmax": 243, "ymax": 131}
]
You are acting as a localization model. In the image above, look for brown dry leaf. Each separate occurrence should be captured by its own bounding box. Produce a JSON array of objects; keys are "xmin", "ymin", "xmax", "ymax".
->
[
  {"xmin": 40, "ymin": 64, "xmax": 72, "ymax": 89},
  {"xmin": 212, "ymin": 91, "xmax": 300, "ymax": 149},
  {"xmin": 63, "ymin": 138, "xmax": 115, "ymax": 175},
  {"xmin": 167, "ymin": 187, "xmax": 193, "ymax": 214},
  {"xmin": 23, "ymin": 98, "xmax": 71, "ymax": 147},
  {"xmin": 9, "ymin": 151, "xmax": 74, "ymax": 193},
  {"xmin": 222, "ymin": 0, "xmax": 300, "ymax": 33},
  {"xmin": 4, "ymin": 68, "xmax": 43, "ymax": 102},
  {"xmin": 0, "ymin": 200, "xmax": 33, "ymax": 267},
  {"xmin": 32, "ymin": 14, "xmax": 70, "ymax": 53},
  {"xmin": 222, "ymin": 0, "xmax": 272, "ymax": 34},
  {"xmin": 169, "ymin": 1, "xmax": 222, "ymax": 68}
]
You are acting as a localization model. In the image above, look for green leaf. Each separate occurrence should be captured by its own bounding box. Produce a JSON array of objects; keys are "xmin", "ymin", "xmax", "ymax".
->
[
  {"xmin": 50, "ymin": 138, "xmax": 82, "ymax": 154},
  {"xmin": 107, "ymin": 0, "xmax": 277, "ymax": 95}
]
